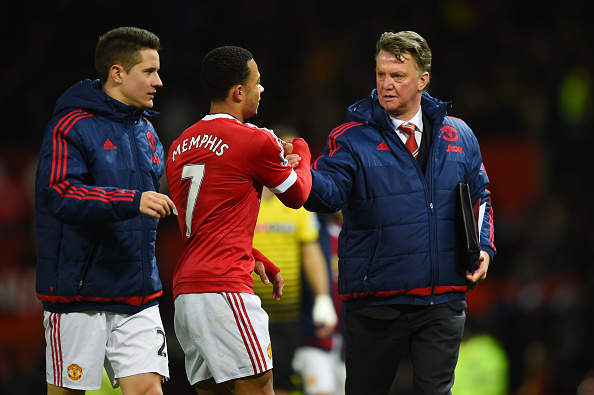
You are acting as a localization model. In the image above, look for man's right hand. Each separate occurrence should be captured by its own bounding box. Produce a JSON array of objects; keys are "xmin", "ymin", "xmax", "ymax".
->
[
  {"xmin": 140, "ymin": 191, "xmax": 176, "ymax": 219},
  {"xmin": 283, "ymin": 140, "xmax": 302, "ymax": 168},
  {"xmin": 254, "ymin": 260, "xmax": 284, "ymax": 301}
]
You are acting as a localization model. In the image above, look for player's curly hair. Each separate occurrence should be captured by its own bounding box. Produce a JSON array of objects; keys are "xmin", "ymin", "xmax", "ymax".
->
[
  {"xmin": 201, "ymin": 46, "xmax": 253, "ymax": 102},
  {"xmin": 95, "ymin": 27, "xmax": 161, "ymax": 84}
]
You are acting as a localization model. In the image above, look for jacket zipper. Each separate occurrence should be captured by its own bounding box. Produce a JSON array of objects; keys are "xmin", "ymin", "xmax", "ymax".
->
[
  {"xmin": 363, "ymin": 227, "xmax": 382, "ymax": 283},
  {"xmin": 79, "ymin": 238, "xmax": 100, "ymax": 291},
  {"xmin": 426, "ymin": 125, "xmax": 440, "ymax": 302}
]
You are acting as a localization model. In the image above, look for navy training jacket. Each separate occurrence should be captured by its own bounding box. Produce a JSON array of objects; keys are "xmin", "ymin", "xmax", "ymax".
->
[
  {"xmin": 305, "ymin": 90, "xmax": 496, "ymax": 311},
  {"xmin": 35, "ymin": 79, "xmax": 166, "ymax": 314}
]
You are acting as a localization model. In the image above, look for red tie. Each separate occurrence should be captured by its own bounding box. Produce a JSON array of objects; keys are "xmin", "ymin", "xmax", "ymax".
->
[{"xmin": 399, "ymin": 122, "xmax": 419, "ymax": 158}]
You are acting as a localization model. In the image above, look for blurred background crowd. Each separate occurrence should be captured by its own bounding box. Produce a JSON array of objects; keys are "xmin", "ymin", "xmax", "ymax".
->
[{"xmin": 1, "ymin": 0, "xmax": 593, "ymax": 394}]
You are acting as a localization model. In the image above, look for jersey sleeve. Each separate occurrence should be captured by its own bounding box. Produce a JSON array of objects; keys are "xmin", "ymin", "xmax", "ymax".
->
[
  {"xmin": 248, "ymin": 130, "xmax": 293, "ymax": 187},
  {"xmin": 248, "ymin": 130, "xmax": 312, "ymax": 208},
  {"xmin": 253, "ymin": 247, "xmax": 280, "ymax": 278}
]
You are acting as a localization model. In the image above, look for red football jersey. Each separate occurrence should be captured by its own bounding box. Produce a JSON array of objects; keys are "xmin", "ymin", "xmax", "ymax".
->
[{"xmin": 166, "ymin": 114, "xmax": 297, "ymax": 299}]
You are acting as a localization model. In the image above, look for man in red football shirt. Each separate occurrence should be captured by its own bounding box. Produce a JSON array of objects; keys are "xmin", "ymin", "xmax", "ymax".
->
[{"xmin": 166, "ymin": 46, "xmax": 312, "ymax": 395}]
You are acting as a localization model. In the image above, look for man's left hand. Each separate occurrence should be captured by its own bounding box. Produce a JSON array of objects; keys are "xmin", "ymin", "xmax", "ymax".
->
[{"xmin": 466, "ymin": 250, "xmax": 490, "ymax": 289}]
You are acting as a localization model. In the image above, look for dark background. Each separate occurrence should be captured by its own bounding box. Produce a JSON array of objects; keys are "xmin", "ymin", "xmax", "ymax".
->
[{"xmin": 1, "ymin": 0, "xmax": 593, "ymax": 394}]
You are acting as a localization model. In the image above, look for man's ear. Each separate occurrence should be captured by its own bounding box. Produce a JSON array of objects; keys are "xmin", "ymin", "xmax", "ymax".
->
[
  {"xmin": 109, "ymin": 64, "xmax": 125, "ymax": 84},
  {"xmin": 232, "ymin": 84, "xmax": 243, "ymax": 103},
  {"xmin": 418, "ymin": 72, "xmax": 430, "ymax": 92}
]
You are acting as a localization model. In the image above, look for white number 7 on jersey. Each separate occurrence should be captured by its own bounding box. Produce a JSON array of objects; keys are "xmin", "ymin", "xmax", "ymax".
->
[{"xmin": 181, "ymin": 164, "xmax": 205, "ymax": 238}]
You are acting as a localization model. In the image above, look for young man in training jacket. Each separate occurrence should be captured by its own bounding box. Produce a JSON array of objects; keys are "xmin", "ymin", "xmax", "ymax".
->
[{"xmin": 35, "ymin": 27, "xmax": 175, "ymax": 395}]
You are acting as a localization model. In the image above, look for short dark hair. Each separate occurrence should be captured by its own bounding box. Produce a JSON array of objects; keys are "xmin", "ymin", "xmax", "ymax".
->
[
  {"xmin": 201, "ymin": 46, "xmax": 253, "ymax": 102},
  {"xmin": 95, "ymin": 27, "xmax": 161, "ymax": 84}
]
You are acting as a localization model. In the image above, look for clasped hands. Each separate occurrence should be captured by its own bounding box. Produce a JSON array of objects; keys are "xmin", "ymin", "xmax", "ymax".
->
[{"xmin": 283, "ymin": 140, "xmax": 302, "ymax": 168}]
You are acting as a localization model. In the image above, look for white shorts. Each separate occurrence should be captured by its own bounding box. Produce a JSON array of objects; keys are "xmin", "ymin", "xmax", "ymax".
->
[
  {"xmin": 44, "ymin": 305, "xmax": 169, "ymax": 390},
  {"xmin": 174, "ymin": 292, "xmax": 272, "ymax": 385},
  {"xmin": 293, "ymin": 346, "xmax": 343, "ymax": 395}
]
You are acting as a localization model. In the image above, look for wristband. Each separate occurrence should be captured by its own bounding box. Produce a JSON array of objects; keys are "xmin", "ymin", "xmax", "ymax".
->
[{"xmin": 253, "ymin": 248, "xmax": 280, "ymax": 278}]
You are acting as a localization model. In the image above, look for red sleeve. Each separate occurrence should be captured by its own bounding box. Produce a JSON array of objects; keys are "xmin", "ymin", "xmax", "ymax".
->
[
  {"xmin": 253, "ymin": 247, "xmax": 280, "ymax": 278},
  {"xmin": 274, "ymin": 137, "xmax": 312, "ymax": 209},
  {"xmin": 248, "ymin": 129, "xmax": 293, "ymax": 189}
]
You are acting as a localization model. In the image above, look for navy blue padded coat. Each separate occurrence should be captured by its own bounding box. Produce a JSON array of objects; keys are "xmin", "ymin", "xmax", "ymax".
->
[
  {"xmin": 305, "ymin": 90, "xmax": 496, "ymax": 311},
  {"xmin": 35, "ymin": 79, "xmax": 165, "ymax": 314}
]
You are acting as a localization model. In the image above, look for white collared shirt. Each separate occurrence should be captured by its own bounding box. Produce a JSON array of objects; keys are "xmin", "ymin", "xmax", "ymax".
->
[{"xmin": 390, "ymin": 107, "xmax": 424, "ymax": 147}]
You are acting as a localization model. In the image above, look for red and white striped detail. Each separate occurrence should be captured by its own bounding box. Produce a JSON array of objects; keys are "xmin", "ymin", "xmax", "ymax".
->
[
  {"xmin": 225, "ymin": 292, "xmax": 270, "ymax": 374},
  {"xmin": 48, "ymin": 313, "xmax": 63, "ymax": 387}
]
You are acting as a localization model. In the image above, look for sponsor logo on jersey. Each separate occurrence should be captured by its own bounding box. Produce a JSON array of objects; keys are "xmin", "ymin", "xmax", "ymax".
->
[
  {"xmin": 254, "ymin": 223, "xmax": 297, "ymax": 234},
  {"xmin": 67, "ymin": 364, "xmax": 83, "ymax": 381},
  {"xmin": 446, "ymin": 144, "xmax": 463, "ymax": 153}
]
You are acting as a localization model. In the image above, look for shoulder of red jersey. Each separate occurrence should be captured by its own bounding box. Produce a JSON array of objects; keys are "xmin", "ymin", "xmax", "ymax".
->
[
  {"xmin": 198, "ymin": 115, "xmax": 283, "ymax": 144},
  {"xmin": 202, "ymin": 113, "xmax": 242, "ymax": 124},
  {"xmin": 244, "ymin": 122, "xmax": 284, "ymax": 147},
  {"xmin": 167, "ymin": 113, "xmax": 288, "ymax": 165}
]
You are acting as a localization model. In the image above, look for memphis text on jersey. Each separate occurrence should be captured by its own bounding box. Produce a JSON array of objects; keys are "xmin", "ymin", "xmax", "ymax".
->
[{"xmin": 171, "ymin": 134, "xmax": 229, "ymax": 161}]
